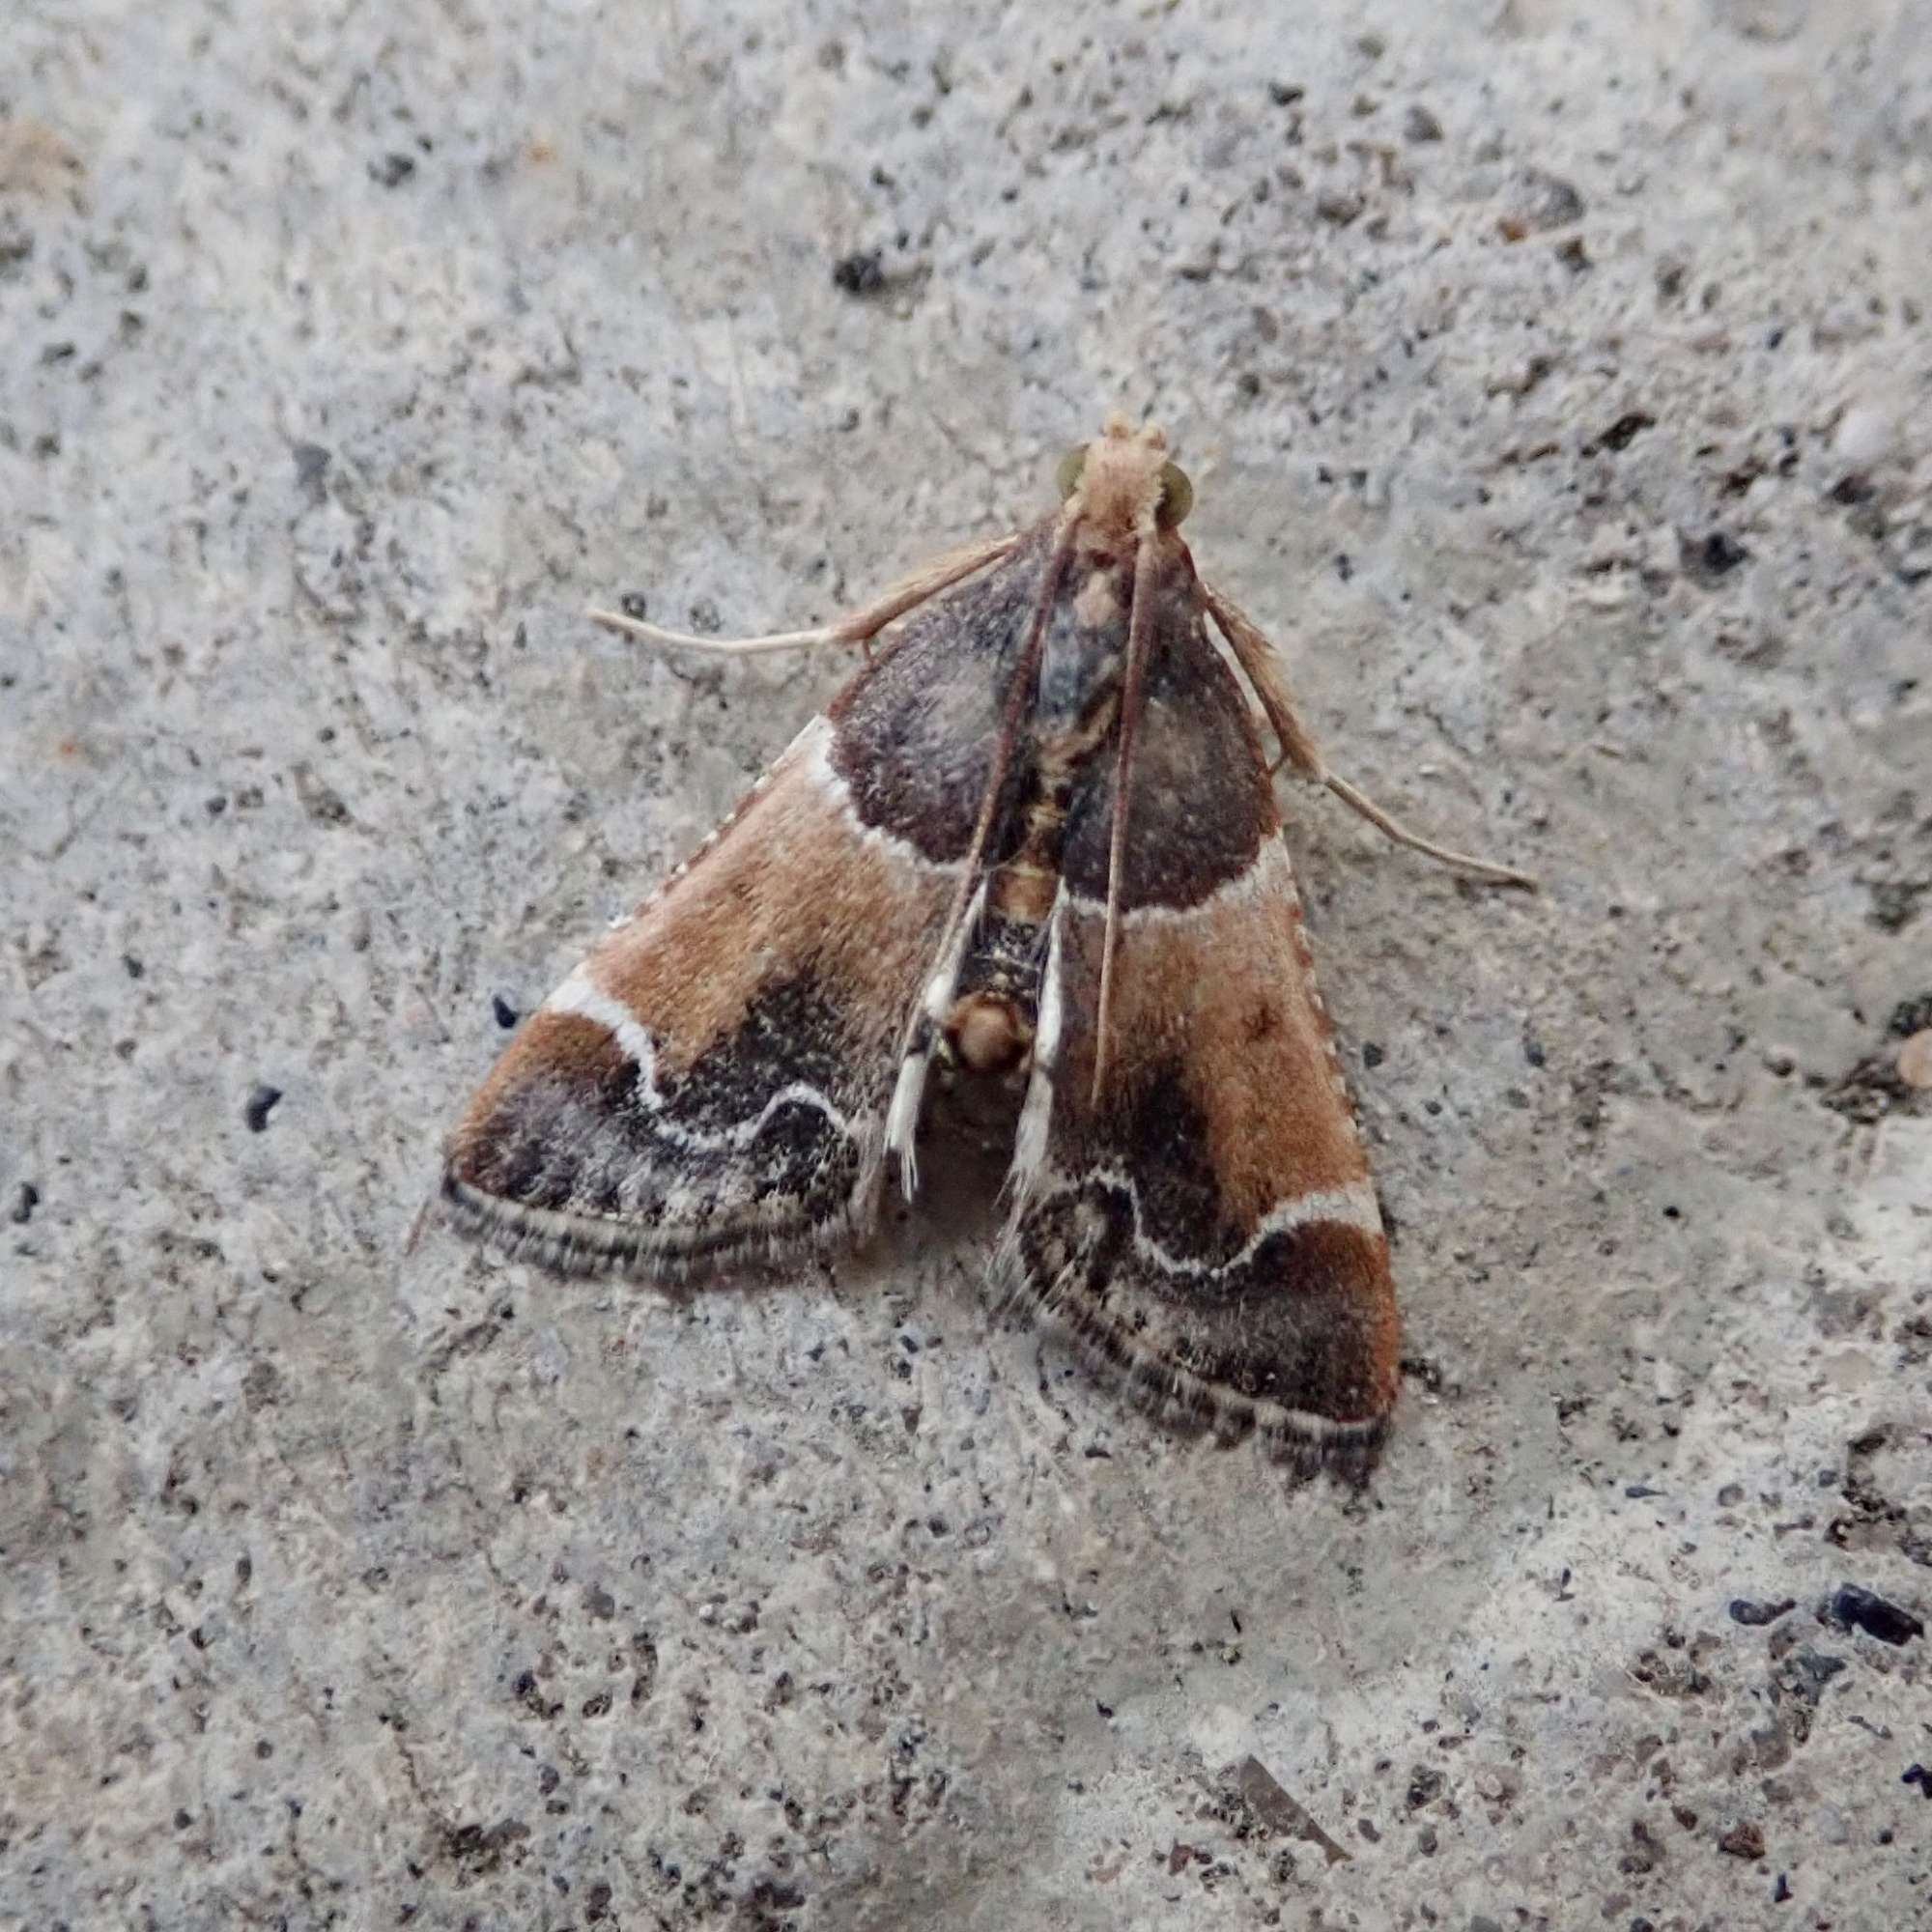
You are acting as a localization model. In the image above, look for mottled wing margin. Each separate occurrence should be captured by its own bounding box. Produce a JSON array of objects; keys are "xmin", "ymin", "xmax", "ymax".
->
[
  {"xmin": 443, "ymin": 532, "xmax": 1056, "ymax": 1277},
  {"xmin": 1001, "ymin": 574, "xmax": 1399, "ymax": 1466}
]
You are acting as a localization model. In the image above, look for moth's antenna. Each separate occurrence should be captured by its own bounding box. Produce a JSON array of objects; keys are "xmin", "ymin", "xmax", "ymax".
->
[
  {"xmin": 1092, "ymin": 517, "xmax": 1162, "ymax": 1106},
  {"xmin": 588, "ymin": 531, "xmax": 1022, "ymax": 660},
  {"xmin": 1319, "ymin": 774, "xmax": 1537, "ymax": 888}
]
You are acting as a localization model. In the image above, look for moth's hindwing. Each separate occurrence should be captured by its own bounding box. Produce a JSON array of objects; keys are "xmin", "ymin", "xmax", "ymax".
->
[
  {"xmin": 442, "ymin": 529, "xmax": 1056, "ymax": 1276},
  {"xmin": 1002, "ymin": 568, "xmax": 1399, "ymax": 1459}
]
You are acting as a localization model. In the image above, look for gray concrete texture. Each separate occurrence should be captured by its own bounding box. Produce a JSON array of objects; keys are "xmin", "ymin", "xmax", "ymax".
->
[{"xmin": 3, "ymin": 0, "xmax": 1928, "ymax": 1926}]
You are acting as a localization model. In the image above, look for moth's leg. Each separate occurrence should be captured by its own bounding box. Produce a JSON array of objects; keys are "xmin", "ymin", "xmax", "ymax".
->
[
  {"xmin": 588, "ymin": 530, "xmax": 1024, "ymax": 659},
  {"xmin": 1203, "ymin": 580, "xmax": 1538, "ymax": 891},
  {"xmin": 1319, "ymin": 774, "xmax": 1537, "ymax": 887},
  {"xmin": 1200, "ymin": 582, "xmax": 1327, "ymax": 781}
]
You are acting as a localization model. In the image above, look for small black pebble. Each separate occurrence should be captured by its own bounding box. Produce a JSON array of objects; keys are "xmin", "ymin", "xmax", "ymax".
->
[
  {"xmin": 292, "ymin": 442, "xmax": 331, "ymax": 497},
  {"xmin": 1773, "ymin": 1872, "xmax": 1791, "ymax": 1903},
  {"xmin": 619, "ymin": 592, "xmax": 648, "ymax": 620},
  {"xmin": 1728, "ymin": 1597, "xmax": 1796, "ymax": 1628},
  {"xmin": 11, "ymin": 1181, "xmax": 39, "ymax": 1226},
  {"xmin": 244, "ymin": 1085, "xmax": 283, "ymax": 1133},
  {"xmin": 1700, "ymin": 530, "xmax": 1749, "ymax": 577},
  {"xmin": 1362, "ymin": 1041, "xmax": 1385, "ymax": 1068},
  {"xmin": 832, "ymin": 248, "xmax": 886, "ymax": 296},
  {"xmin": 492, "ymin": 994, "xmax": 520, "ymax": 1030},
  {"xmin": 1901, "ymin": 1763, "xmax": 1930, "ymax": 1799},
  {"xmin": 1596, "ymin": 411, "xmax": 1655, "ymax": 453},
  {"xmin": 1830, "ymin": 1582, "xmax": 1924, "ymax": 1646}
]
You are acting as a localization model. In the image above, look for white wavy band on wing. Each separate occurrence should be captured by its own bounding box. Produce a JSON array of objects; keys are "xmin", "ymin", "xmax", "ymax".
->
[{"xmin": 543, "ymin": 969, "xmax": 859, "ymax": 1150}]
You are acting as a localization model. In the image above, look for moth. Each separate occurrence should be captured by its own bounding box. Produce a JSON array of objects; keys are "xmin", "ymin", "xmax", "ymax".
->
[{"xmin": 441, "ymin": 416, "xmax": 1530, "ymax": 1474}]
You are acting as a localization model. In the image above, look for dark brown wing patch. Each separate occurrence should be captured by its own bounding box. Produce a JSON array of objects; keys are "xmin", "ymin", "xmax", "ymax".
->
[
  {"xmin": 1057, "ymin": 557, "xmax": 1275, "ymax": 911},
  {"xmin": 828, "ymin": 521, "xmax": 1054, "ymax": 861}
]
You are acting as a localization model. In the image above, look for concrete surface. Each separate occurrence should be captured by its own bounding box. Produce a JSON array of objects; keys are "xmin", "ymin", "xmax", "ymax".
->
[{"xmin": 3, "ymin": 2, "xmax": 1929, "ymax": 1926}]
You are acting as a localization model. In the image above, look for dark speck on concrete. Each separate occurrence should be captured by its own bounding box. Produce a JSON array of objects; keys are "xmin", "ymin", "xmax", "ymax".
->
[
  {"xmin": 1690, "ymin": 530, "xmax": 1750, "ymax": 580},
  {"xmin": 492, "ymin": 994, "xmax": 520, "ymax": 1030},
  {"xmin": 244, "ymin": 1084, "xmax": 284, "ymax": 1133},
  {"xmin": 293, "ymin": 441, "xmax": 330, "ymax": 501},
  {"xmin": 1513, "ymin": 167, "xmax": 1585, "ymax": 231},
  {"xmin": 1719, "ymin": 1820, "xmax": 1766, "ymax": 1860},
  {"xmin": 1830, "ymin": 1583, "xmax": 1924, "ymax": 1646},
  {"xmin": 832, "ymin": 249, "xmax": 887, "ymax": 296},
  {"xmin": 1728, "ymin": 1597, "xmax": 1796, "ymax": 1627},
  {"xmin": 1594, "ymin": 411, "xmax": 1655, "ymax": 454},
  {"xmin": 10, "ymin": 1181, "xmax": 39, "ymax": 1225}
]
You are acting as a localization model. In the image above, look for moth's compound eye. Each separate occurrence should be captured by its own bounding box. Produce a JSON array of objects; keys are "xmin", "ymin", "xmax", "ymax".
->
[
  {"xmin": 1055, "ymin": 446, "xmax": 1088, "ymax": 500},
  {"xmin": 1155, "ymin": 460, "xmax": 1194, "ymax": 527}
]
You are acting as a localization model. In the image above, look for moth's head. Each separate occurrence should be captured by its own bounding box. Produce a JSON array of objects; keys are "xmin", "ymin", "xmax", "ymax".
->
[{"xmin": 1055, "ymin": 412, "xmax": 1194, "ymax": 545}]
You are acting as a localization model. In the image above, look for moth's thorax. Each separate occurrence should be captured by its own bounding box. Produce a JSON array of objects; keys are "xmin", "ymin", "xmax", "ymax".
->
[
  {"xmin": 1037, "ymin": 526, "xmax": 1196, "ymax": 739},
  {"xmin": 1037, "ymin": 547, "xmax": 1131, "ymax": 735}
]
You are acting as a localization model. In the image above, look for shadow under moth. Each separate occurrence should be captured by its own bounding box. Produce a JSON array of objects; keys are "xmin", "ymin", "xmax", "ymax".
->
[{"xmin": 440, "ymin": 416, "xmax": 1532, "ymax": 1479}]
